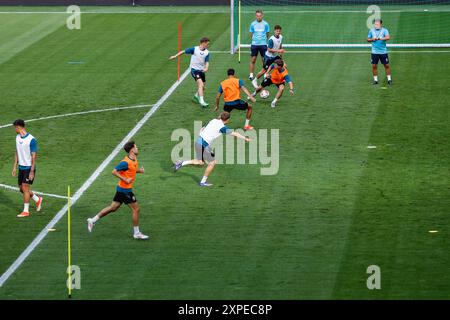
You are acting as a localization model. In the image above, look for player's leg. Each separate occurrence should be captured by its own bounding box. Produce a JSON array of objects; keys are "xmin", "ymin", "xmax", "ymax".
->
[
  {"xmin": 200, "ymin": 160, "xmax": 216, "ymax": 187},
  {"xmin": 271, "ymin": 84, "xmax": 285, "ymax": 108},
  {"xmin": 371, "ymin": 54, "xmax": 379, "ymax": 84},
  {"xmin": 17, "ymin": 182, "xmax": 31, "ymax": 217},
  {"xmin": 26, "ymin": 170, "xmax": 43, "ymax": 212},
  {"xmin": 382, "ymin": 54, "xmax": 392, "ymax": 84},
  {"xmin": 196, "ymin": 77, "xmax": 209, "ymax": 107},
  {"xmin": 87, "ymin": 201, "xmax": 122, "ymax": 232},
  {"xmin": 174, "ymin": 142, "xmax": 206, "ymax": 171},
  {"xmin": 249, "ymin": 46, "xmax": 258, "ymax": 80},
  {"xmin": 128, "ymin": 201, "xmax": 149, "ymax": 240},
  {"xmin": 239, "ymin": 101, "xmax": 253, "ymax": 130}
]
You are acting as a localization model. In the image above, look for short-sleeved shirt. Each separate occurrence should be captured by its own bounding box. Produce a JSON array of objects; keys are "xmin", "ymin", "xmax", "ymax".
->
[
  {"xmin": 16, "ymin": 133, "xmax": 38, "ymax": 170},
  {"xmin": 249, "ymin": 20, "xmax": 270, "ymax": 46},
  {"xmin": 185, "ymin": 46, "xmax": 210, "ymax": 71},
  {"xmin": 115, "ymin": 156, "xmax": 138, "ymax": 193},
  {"xmin": 198, "ymin": 119, "xmax": 232, "ymax": 147},
  {"xmin": 368, "ymin": 27, "xmax": 389, "ymax": 54},
  {"xmin": 266, "ymin": 35, "xmax": 283, "ymax": 58}
]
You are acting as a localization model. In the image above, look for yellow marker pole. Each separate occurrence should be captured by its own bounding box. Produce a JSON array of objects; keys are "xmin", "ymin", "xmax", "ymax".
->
[
  {"xmin": 238, "ymin": 0, "xmax": 241, "ymax": 63},
  {"xmin": 67, "ymin": 185, "xmax": 72, "ymax": 299}
]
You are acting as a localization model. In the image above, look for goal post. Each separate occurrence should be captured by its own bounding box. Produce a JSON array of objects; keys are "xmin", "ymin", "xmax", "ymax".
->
[{"xmin": 230, "ymin": 0, "xmax": 450, "ymax": 53}]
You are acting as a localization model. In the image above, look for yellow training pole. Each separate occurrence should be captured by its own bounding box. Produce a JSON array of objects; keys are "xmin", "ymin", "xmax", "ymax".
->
[
  {"xmin": 238, "ymin": 0, "xmax": 241, "ymax": 63},
  {"xmin": 67, "ymin": 185, "xmax": 72, "ymax": 298}
]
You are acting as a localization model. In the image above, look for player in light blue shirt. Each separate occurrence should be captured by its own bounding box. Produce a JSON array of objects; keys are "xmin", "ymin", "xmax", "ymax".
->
[
  {"xmin": 367, "ymin": 19, "xmax": 392, "ymax": 85},
  {"xmin": 248, "ymin": 10, "xmax": 270, "ymax": 82}
]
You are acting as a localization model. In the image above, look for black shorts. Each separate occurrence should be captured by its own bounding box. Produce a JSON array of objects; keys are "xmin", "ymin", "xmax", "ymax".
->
[
  {"xmin": 263, "ymin": 55, "xmax": 281, "ymax": 70},
  {"xmin": 18, "ymin": 168, "xmax": 35, "ymax": 186},
  {"xmin": 224, "ymin": 100, "xmax": 249, "ymax": 112},
  {"xmin": 251, "ymin": 45, "xmax": 267, "ymax": 57},
  {"xmin": 113, "ymin": 191, "xmax": 137, "ymax": 205},
  {"xmin": 191, "ymin": 70, "xmax": 206, "ymax": 83},
  {"xmin": 371, "ymin": 53, "xmax": 389, "ymax": 65},
  {"xmin": 195, "ymin": 142, "xmax": 215, "ymax": 162},
  {"xmin": 261, "ymin": 78, "xmax": 285, "ymax": 88}
]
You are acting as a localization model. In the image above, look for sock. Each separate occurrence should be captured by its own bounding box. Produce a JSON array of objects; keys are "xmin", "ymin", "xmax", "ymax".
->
[
  {"xmin": 182, "ymin": 160, "xmax": 193, "ymax": 166},
  {"xmin": 245, "ymin": 119, "xmax": 250, "ymax": 126},
  {"xmin": 92, "ymin": 215, "xmax": 100, "ymax": 223},
  {"xmin": 195, "ymin": 92, "xmax": 199, "ymax": 97},
  {"xmin": 387, "ymin": 75, "xmax": 392, "ymax": 81},
  {"xmin": 201, "ymin": 176, "xmax": 208, "ymax": 184},
  {"xmin": 24, "ymin": 203, "xmax": 30, "ymax": 213},
  {"xmin": 252, "ymin": 91, "xmax": 256, "ymax": 97},
  {"xmin": 374, "ymin": 75, "xmax": 378, "ymax": 82},
  {"xmin": 199, "ymin": 96, "xmax": 205, "ymax": 104},
  {"xmin": 272, "ymin": 98, "xmax": 278, "ymax": 104},
  {"xmin": 32, "ymin": 194, "xmax": 39, "ymax": 202},
  {"xmin": 133, "ymin": 226, "xmax": 140, "ymax": 235},
  {"xmin": 250, "ymin": 73, "xmax": 254, "ymax": 79}
]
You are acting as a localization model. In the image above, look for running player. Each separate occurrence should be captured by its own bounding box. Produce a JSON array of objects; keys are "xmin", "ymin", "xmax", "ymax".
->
[
  {"xmin": 249, "ymin": 10, "xmax": 270, "ymax": 83},
  {"xmin": 173, "ymin": 112, "xmax": 251, "ymax": 187},
  {"xmin": 367, "ymin": 19, "xmax": 392, "ymax": 85},
  {"xmin": 214, "ymin": 68, "xmax": 256, "ymax": 130},
  {"xmin": 12, "ymin": 119, "xmax": 43, "ymax": 218},
  {"xmin": 87, "ymin": 141, "xmax": 149, "ymax": 240},
  {"xmin": 251, "ymin": 59, "xmax": 294, "ymax": 108},
  {"xmin": 169, "ymin": 37, "xmax": 211, "ymax": 107},
  {"xmin": 252, "ymin": 25, "xmax": 284, "ymax": 89}
]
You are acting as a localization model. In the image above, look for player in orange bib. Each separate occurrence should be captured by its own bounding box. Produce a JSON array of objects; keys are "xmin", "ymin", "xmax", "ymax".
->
[
  {"xmin": 251, "ymin": 59, "xmax": 295, "ymax": 108},
  {"xmin": 87, "ymin": 141, "xmax": 149, "ymax": 240},
  {"xmin": 214, "ymin": 68, "xmax": 256, "ymax": 130}
]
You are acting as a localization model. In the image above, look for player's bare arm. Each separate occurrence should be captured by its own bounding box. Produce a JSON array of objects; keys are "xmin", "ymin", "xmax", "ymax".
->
[
  {"xmin": 12, "ymin": 151, "xmax": 18, "ymax": 177},
  {"xmin": 169, "ymin": 50, "xmax": 185, "ymax": 60},
  {"xmin": 112, "ymin": 168, "xmax": 133, "ymax": 184},
  {"xmin": 230, "ymin": 131, "xmax": 251, "ymax": 142},
  {"xmin": 242, "ymin": 86, "xmax": 256, "ymax": 102},
  {"xmin": 137, "ymin": 167, "xmax": 145, "ymax": 174},
  {"xmin": 289, "ymin": 81, "xmax": 295, "ymax": 95},
  {"xmin": 203, "ymin": 62, "xmax": 209, "ymax": 73},
  {"xmin": 29, "ymin": 152, "xmax": 37, "ymax": 181}
]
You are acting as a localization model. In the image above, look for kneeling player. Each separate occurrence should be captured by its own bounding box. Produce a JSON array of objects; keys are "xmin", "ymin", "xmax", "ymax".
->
[
  {"xmin": 252, "ymin": 59, "xmax": 294, "ymax": 108},
  {"xmin": 214, "ymin": 68, "xmax": 256, "ymax": 130},
  {"xmin": 173, "ymin": 112, "xmax": 251, "ymax": 187},
  {"xmin": 87, "ymin": 141, "xmax": 149, "ymax": 240}
]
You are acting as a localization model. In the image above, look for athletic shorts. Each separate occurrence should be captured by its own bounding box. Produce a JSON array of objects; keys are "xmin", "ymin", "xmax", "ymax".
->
[
  {"xmin": 113, "ymin": 191, "xmax": 137, "ymax": 205},
  {"xmin": 263, "ymin": 55, "xmax": 281, "ymax": 70},
  {"xmin": 371, "ymin": 53, "xmax": 389, "ymax": 65},
  {"xmin": 224, "ymin": 100, "xmax": 249, "ymax": 112},
  {"xmin": 191, "ymin": 69, "xmax": 206, "ymax": 83},
  {"xmin": 195, "ymin": 142, "xmax": 215, "ymax": 163},
  {"xmin": 251, "ymin": 45, "xmax": 267, "ymax": 57},
  {"xmin": 261, "ymin": 78, "xmax": 285, "ymax": 88},
  {"xmin": 18, "ymin": 168, "xmax": 35, "ymax": 186}
]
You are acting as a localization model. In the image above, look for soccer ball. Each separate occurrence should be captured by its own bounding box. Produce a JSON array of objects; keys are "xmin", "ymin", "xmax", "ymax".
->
[{"xmin": 260, "ymin": 89, "xmax": 270, "ymax": 99}]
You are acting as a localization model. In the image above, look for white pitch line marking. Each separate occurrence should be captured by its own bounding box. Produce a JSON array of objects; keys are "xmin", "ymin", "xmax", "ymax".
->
[
  {"xmin": 0, "ymin": 183, "xmax": 70, "ymax": 200},
  {"xmin": 0, "ymin": 68, "xmax": 190, "ymax": 287},
  {"xmin": 0, "ymin": 104, "xmax": 154, "ymax": 129}
]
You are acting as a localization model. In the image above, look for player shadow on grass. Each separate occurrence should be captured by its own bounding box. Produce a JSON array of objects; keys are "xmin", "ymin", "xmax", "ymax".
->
[{"xmin": 158, "ymin": 160, "xmax": 199, "ymax": 183}]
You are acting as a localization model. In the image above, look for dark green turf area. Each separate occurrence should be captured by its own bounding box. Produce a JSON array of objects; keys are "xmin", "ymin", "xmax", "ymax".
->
[{"xmin": 0, "ymin": 7, "xmax": 449, "ymax": 299}]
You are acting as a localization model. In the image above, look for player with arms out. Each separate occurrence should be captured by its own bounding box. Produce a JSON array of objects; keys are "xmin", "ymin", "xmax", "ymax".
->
[
  {"xmin": 87, "ymin": 141, "xmax": 149, "ymax": 240},
  {"xmin": 173, "ymin": 112, "xmax": 251, "ymax": 187},
  {"xmin": 251, "ymin": 59, "xmax": 294, "ymax": 108},
  {"xmin": 214, "ymin": 68, "xmax": 256, "ymax": 131},
  {"xmin": 12, "ymin": 119, "xmax": 43, "ymax": 218},
  {"xmin": 249, "ymin": 10, "xmax": 270, "ymax": 83},
  {"xmin": 367, "ymin": 19, "xmax": 392, "ymax": 85},
  {"xmin": 169, "ymin": 37, "xmax": 211, "ymax": 107},
  {"xmin": 251, "ymin": 25, "xmax": 284, "ymax": 89}
]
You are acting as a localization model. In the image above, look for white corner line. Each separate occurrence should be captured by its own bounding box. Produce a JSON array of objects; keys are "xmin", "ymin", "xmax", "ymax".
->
[
  {"xmin": 0, "ymin": 68, "xmax": 190, "ymax": 287},
  {"xmin": 0, "ymin": 104, "xmax": 154, "ymax": 129},
  {"xmin": 0, "ymin": 183, "xmax": 70, "ymax": 200}
]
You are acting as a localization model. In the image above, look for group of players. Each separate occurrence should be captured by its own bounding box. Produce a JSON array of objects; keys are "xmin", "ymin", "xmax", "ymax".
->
[{"xmin": 11, "ymin": 10, "xmax": 393, "ymax": 240}]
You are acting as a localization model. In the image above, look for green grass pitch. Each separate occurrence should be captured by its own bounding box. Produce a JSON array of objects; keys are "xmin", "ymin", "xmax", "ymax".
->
[{"xmin": 0, "ymin": 6, "xmax": 449, "ymax": 299}]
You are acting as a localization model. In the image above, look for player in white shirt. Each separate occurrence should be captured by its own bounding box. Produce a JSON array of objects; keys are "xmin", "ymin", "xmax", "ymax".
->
[
  {"xmin": 170, "ymin": 37, "xmax": 211, "ymax": 108},
  {"xmin": 12, "ymin": 119, "xmax": 43, "ymax": 218},
  {"xmin": 252, "ymin": 25, "xmax": 285, "ymax": 89},
  {"xmin": 173, "ymin": 112, "xmax": 251, "ymax": 187}
]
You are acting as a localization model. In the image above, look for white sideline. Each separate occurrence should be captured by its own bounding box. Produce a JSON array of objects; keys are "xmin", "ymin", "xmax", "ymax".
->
[
  {"xmin": 0, "ymin": 68, "xmax": 190, "ymax": 287},
  {"xmin": 211, "ymin": 50, "xmax": 450, "ymax": 54},
  {"xmin": 0, "ymin": 183, "xmax": 69, "ymax": 200},
  {"xmin": 0, "ymin": 104, "xmax": 154, "ymax": 129}
]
